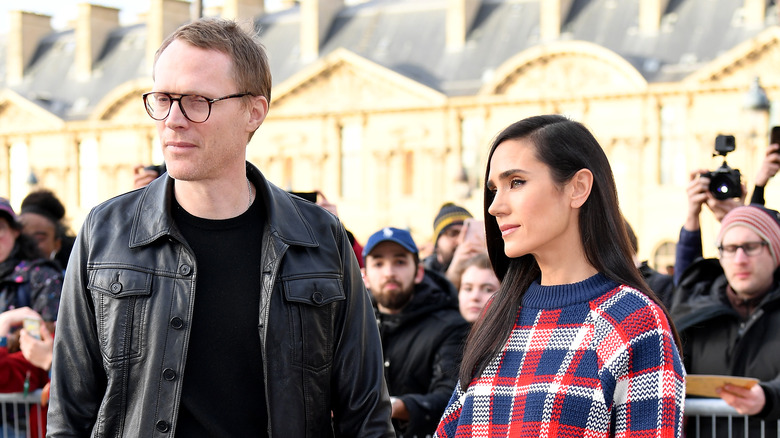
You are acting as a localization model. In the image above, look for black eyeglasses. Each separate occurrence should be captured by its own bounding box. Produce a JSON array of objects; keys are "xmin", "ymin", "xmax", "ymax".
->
[
  {"xmin": 717, "ymin": 241, "xmax": 768, "ymax": 258},
  {"xmin": 142, "ymin": 92, "xmax": 251, "ymax": 123}
]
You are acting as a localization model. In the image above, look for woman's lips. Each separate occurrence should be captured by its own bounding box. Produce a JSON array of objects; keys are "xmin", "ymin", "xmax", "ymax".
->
[{"xmin": 499, "ymin": 224, "xmax": 519, "ymax": 236}]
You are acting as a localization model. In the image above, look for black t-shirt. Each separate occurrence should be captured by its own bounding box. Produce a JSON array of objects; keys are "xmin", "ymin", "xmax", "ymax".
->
[{"xmin": 173, "ymin": 197, "xmax": 267, "ymax": 437}]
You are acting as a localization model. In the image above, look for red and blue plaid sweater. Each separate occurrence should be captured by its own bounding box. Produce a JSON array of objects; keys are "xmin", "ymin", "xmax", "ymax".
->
[{"xmin": 435, "ymin": 274, "xmax": 685, "ymax": 437}]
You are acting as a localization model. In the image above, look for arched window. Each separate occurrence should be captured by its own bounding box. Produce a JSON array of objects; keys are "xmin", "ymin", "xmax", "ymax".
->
[{"xmin": 653, "ymin": 241, "xmax": 677, "ymax": 276}]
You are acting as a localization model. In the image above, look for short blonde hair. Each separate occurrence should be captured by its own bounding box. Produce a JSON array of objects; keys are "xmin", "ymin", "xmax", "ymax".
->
[{"xmin": 154, "ymin": 18, "xmax": 272, "ymax": 105}]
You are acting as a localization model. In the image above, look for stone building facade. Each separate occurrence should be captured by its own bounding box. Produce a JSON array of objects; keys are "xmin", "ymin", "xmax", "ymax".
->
[{"xmin": 2, "ymin": 0, "xmax": 780, "ymax": 269}]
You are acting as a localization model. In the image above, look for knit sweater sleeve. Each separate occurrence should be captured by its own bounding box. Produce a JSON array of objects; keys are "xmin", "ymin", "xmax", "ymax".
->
[{"xmin": 597, "ymin": 290, "xmax": 686, "ymax": 437}]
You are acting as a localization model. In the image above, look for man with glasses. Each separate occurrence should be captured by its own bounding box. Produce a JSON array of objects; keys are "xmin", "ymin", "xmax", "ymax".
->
[
  {"xmin": 671, "ymin": 204, "xmax": 780, "ymax": 436},
  {"xmin": 47, "ymin": 18, "xmax": 393, "ymax": 437}
]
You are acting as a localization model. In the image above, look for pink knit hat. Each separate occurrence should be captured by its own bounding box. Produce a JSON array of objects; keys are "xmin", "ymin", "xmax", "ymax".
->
[{"xmin": 717, "ymin": 205, "xmax": 780, "ymax": 267}]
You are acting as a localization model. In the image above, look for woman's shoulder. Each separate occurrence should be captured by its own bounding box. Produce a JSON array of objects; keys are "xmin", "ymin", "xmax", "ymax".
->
[
  {"xmin": 592, "ymin": 284, "xmax": 670, "ymax": 335},
  {"xmin": 595, "ymin": 283, "xmax": 657, "ymax": 310}
]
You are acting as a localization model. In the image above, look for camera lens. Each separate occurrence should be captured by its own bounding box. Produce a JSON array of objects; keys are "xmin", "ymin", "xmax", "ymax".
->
[{"xmin": 709, "ymin": 172, "xmax": 741, "ymax": 200}]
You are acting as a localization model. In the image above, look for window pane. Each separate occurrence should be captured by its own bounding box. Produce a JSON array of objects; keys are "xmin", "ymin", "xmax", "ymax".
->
[
  {"xmin": 340, "ymin": 123, "xmax": 362, "ymax": 199},
  {"xmin": 660, "ymin": 105, "xmax": 687, "ymax": 185},
  {"xmin": 460, "ymin": 117, "xmax": 484, "ymax": 193},
  {"xmin": 9, "ymin": 142, "xmax": 29, "ymax": 206}
]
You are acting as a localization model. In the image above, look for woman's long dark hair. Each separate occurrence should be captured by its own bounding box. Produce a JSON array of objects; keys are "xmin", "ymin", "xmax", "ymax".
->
[{"xmin": 458, "ymin": 115, "xmax": 682, "ymax": 388}]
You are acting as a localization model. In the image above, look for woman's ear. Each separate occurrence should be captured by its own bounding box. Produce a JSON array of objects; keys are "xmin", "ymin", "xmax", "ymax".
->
[{"xmin": 569, "ymin": 168, "xmax": 593, "ymax": 209}]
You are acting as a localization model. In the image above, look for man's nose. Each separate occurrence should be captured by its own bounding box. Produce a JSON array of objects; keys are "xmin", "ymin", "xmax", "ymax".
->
[
  {"xmin": 165, "ymin": 99, "xmax": 188, "ymax": 127},
  {"xmin": 733, "ymin": 247, "xmax": 751, "ymax": 261}
]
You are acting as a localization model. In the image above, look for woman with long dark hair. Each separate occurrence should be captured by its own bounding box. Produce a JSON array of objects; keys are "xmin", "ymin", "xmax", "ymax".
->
[{"xmin": 435, "ymin": 115, "xmax": 684, "ymax": 437}]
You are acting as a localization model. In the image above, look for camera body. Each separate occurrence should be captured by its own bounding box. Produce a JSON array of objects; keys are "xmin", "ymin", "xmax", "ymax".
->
[
  {"xmin": 702, "ymin": 134, "xmax": 742, "ymax": 200},
  {"xmin": 702, "ymin": 165, "xmax": 742, "ymax": 200}
]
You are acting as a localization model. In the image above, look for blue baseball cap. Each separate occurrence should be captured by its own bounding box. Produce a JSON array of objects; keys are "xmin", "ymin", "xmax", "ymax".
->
[{"xmin": 363, "ymin": 227, "xmax": 418, "ymax": 258}]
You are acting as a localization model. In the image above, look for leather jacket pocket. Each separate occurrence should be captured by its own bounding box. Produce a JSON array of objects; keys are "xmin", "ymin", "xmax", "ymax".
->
[
  {"xmin": 88, "ymin": 267, "xmax": 153, "ymax": 363},
  {"xmin": 283, "ymin": 276, "xmax": 345, "ymax": 371}
]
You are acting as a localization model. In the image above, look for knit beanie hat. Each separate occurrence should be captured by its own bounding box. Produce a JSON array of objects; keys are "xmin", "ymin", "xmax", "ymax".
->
[
  {"xmin": 433, "ymin": 203, "xmax": 472, "ymax": 243},
  {"xmin": 717, "ymin": 205, "xmax": 780, "ymax": 267},
  {"xmin": 0, "ymin": 198, "xmax": 20, "ymax": 230}
]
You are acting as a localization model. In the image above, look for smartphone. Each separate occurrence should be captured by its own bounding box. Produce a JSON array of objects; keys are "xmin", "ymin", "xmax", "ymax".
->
[
  {"xmin": 771, "ymin": 126, "xmax": 780, "ymax": 145},
  {"xmin": 23, "ymin": 318, "xmax": 41, "ymax": 340},
  {"xmin": 289, "ymin": 191, "xmax": 318, "ymax": 203},
  {"xmin": 460, "ymin": 218, "xmax": 486, "ymax": 247}
]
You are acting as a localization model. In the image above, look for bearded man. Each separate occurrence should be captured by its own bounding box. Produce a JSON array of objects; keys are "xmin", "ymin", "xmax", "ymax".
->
[{"xmin": 362, "ymin": 227, "xmax": 469, "ymax": 438}]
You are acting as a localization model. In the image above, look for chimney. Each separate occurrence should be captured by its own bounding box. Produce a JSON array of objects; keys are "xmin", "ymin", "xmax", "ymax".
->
[
  {"xmin": 300, "ymin": 0, "xmax": 344, "ymax": 61},
  {"xmin": 146, "ymin": 0, "xmax": 192, "ymax": 72},
  {"xmin": 6, "ymin": 11, "xmax": 52, "ymax": 85},
  {"xmin": 639, "ymin": 0, "xmax": 671, "ymax": 33},
  {"xmin": 222, "ymin": 0, "xmax": 264, "ymax": 32},
  {"xmin": 75, "ymin": 3, "xmax": 119, "ymax": 80},
  {"xmin": 222, "ymin": 0, "xmax": 265, "ymax": 20},
  {"xmin": 540, "ymin": 0, "xmax": 574, "ymax": 41},
  {"xmin": 743, "ymin": 0, "xmax": 766, "ymax": 27},
  {"xmin": 446, "ymin": 0, "xmax": 481, "ymax": 50}
]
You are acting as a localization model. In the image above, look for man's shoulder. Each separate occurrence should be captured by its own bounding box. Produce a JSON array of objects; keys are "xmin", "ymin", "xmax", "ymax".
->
[
  {"xmin": 81, "ymin": 189, "xmax": 146, "ymax": 228},
  {"xmin": 261, "ymin": 179, "xmax": 339, "ymax": 229}
]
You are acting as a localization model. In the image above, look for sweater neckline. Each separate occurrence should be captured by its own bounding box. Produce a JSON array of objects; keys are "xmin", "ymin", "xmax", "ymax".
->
[{"xmin": 522, "ymin": 273, "xmax": 618, "ymax": 309}]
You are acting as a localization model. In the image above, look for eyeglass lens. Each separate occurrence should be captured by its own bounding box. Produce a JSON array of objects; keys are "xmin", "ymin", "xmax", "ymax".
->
[
  {"xmin": 145, "ymin": 93, "xmax": 211, "ymax": 123},
  {"xmin": 719, "ymin": 241, "xmax": 766, "ymax": 257}
]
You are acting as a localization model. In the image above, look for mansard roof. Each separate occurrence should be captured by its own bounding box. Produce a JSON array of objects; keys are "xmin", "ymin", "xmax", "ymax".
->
[
  {"xmin": 1, "ymin": 0, "xmax": 775, "ymax": 121},
  {"xmin": 259, "ymin": 0, "xmax": 775, "ymax": 95},
  {"xmin": 2, "ymin": 23, "xmax": 146, "ymax": 121}
]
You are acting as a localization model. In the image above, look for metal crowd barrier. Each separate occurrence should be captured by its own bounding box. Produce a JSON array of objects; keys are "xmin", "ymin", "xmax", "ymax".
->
[
  {"xmin": 0, "ymin": 391, "xmax": 45, "ymax": 438},
  {"xmin": 2, "ymin": 393, "xmax": 778, "ymax": 437},
  {"xmin": 685, "ymin": 398, "xmax": 780, "ymax": 438}
]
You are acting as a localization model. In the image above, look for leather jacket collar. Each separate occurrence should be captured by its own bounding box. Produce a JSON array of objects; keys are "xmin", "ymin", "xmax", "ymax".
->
[{"xmin": 128, "ymin": 162, "xmax": 320, "ymax": 250}]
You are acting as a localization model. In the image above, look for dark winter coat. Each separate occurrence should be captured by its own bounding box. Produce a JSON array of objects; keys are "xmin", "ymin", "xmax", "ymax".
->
[
  {"xmin": 638, "ymin": 261, "xmax": 674, "ymax": 308},
  {"xmin": 374, "ymin": 269, "xmax": 469, "ymax": 437},
  {"xmin": 671, "ymin": 258, "xmax": 780, "ymax": 437},
  {"xmin": 47, "ymin": 163, "xmax": 394, "ymax": 437},
  {"xmin": 0, "ymin": 251, "xmax": 62, "ymax": 321}
]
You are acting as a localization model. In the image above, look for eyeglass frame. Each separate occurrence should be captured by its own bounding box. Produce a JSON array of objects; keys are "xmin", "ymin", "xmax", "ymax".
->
[
  {"xmin": 142, "ymin": 92, "xmax": 252, "ymax": 123},
  {"xmin": 717, "ymin": 240, "xmax": 769, "ymax": 258}
]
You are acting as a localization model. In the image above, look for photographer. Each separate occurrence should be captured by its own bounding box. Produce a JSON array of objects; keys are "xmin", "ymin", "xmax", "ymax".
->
[
  {"xmin": 671, "ymin": 205, "xmax": 780, "ymax": 436},
  {"xmin": 674, "ymin": 135, "xmax": 780, "ymax": 284},
  {"xmin": 675, "ymin": 169, "xmax": 746, "ymax": 284}
]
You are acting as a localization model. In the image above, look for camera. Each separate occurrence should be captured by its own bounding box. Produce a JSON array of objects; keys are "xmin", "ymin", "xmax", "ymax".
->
[{"xmin": 701, "ymin": 135, "xmax": 741, "ymax": 200}]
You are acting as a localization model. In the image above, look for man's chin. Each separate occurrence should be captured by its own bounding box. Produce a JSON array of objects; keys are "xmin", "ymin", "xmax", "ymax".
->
[{"xmin": 377, "ymin": 292, "xmax": 413, "ymax": 311}]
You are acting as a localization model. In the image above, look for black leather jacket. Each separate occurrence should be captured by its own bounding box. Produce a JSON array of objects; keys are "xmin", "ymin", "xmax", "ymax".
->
[{"xmin": 47, "ymin": 163, "xmax": 394, "ymax": 437}]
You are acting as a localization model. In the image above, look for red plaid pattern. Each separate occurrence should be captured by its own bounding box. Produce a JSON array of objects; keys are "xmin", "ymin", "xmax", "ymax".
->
[{"xmin": 435, "ymin": 276, "xmax": 685, "ymax": 437}]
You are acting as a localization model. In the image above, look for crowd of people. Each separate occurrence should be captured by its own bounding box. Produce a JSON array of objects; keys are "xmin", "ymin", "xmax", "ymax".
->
[{"xmin": 0, "ymin": 16, "xmax": 778, "ymax": 438}]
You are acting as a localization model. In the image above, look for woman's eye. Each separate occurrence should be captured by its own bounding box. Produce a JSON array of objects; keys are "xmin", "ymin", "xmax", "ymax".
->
[{"xmin": 510, "ymin": 178, "xmax": 525, "ymax": 188}]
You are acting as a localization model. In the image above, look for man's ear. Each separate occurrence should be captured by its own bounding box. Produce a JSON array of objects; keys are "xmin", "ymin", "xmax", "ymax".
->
[
  {"xmin": 569, "ymin": 168, "xmax": 593, "ymax": 209},
  {"xmin": 360, "ymin": 267, "xmax": 369, "ymax": 288},
  {"xmin": 247, "ymin": 95, "xmax": 268, "ymax": 132},
  {"xmin": 414, "ymin": 262, "xmax": 425, "ymax": 285}
]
